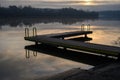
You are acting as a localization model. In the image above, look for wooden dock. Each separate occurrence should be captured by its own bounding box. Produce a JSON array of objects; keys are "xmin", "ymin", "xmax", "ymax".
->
[
  {"xmin": 24, "ymin": 29, "xmax": 120, "ymax": 59},
  {"xmin": 42, "ymin": 31, "xmax": 92, "ymax": 38}
]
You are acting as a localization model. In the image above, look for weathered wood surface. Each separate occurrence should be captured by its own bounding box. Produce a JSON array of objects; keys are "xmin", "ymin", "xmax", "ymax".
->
[{"xmin": 25, "ymin": 36, "xmax": 120, "ymax": 57}]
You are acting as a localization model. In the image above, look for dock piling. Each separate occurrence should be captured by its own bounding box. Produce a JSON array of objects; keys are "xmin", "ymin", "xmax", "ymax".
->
[
  {"xmin": 85, "ymin": 34, "xmax": 87, "ymax": 38},
  {"xmin": 35, "ymin": 42, "xmax": 38, "ymax": 45}
]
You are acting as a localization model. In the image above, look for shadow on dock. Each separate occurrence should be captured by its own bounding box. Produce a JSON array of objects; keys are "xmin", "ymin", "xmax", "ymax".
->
[{"xmin": 25, "ymin": 43, "xmax": 116, "ymax": 66}]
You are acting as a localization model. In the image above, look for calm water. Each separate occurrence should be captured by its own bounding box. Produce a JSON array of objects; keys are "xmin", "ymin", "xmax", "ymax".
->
[{"xmin": 0, "ymin": 18, "xmax": 120, "ymax": 80}]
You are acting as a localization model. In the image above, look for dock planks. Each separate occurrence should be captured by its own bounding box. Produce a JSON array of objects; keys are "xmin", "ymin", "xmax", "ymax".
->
[
  {"xmin": 24, "ymin": 31, "xmax": 120, "ymax": 58},
  {"xmin": 43, "ymin": 31, "xmax": 92, "ymax": 38}
]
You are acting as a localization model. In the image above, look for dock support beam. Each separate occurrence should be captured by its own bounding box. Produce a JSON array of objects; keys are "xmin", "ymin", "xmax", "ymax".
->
[
  {"xmin": 62, "ymin": 37, "xmax": 64, "ymax": 40},
  {"xmin": 85, "ymin": 34, "xmax": 87, "ymax": 38},
  {"xmin": 117, "ymin": 54, "xmax": 120, "ymax": 61},
  {"xmin": 35, "ymin": 42, "xmax": 38, "ymax": 45},
  {"xmin": 60, "ymin": 37, "xmax": 64, "ymax": 40},
  {"xmin": 64, "ymin": 47, "xmax": 67, "ymax": 50}
]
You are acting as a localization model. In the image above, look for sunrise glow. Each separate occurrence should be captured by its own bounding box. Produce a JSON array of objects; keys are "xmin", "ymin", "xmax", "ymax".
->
[{"xmin": 84, "ymin": 0, "xmax": 94, "ymax": 6}]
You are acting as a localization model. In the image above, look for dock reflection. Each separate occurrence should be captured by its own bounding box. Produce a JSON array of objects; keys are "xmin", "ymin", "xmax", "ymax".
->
[
  {"xmin": 25, "ymin": 50, "xmax": 37, "ymax": 58},
  {"xmin": 25, "ymin": 43, "xmax": 116, "ymax": 66}
]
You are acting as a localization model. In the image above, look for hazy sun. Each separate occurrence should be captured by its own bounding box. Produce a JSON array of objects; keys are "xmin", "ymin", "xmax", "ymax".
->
[
  {"xmin": 85, "ymin": 0, "xmax": 92, "ymax": 1},
  {"xmin": 84, "ymin": 0, "xmax": 93, "ymax": 5}
]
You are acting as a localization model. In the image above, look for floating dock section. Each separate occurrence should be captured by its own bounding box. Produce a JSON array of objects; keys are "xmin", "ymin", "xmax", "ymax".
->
[{"xmin": 24, "ymin": 28, "xmax": 120, "ymax": 59}]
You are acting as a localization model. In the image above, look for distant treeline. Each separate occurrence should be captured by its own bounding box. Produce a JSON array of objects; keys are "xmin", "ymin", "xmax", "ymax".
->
[
  {"xmin": 0, "ymin": 17, "xmax": 97, "ymax": 27},
  {"xmin": 0, "ymin": 6, "xmax": 99, "ymax": 18},
  {"xmin": 99, "ymin": 11, "xmax": 120, "ymax": 20}
]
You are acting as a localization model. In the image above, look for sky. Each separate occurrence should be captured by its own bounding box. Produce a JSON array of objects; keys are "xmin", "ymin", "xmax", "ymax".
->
[{"xmin": 0, "ymin": 0, "xmax": 120, "ymax": 11}]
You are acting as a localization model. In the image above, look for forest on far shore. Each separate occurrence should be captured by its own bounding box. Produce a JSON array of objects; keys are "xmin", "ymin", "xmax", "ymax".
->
[{"xmin": 0, "ymin": 6, "xmax": 99, "ymax": 18}]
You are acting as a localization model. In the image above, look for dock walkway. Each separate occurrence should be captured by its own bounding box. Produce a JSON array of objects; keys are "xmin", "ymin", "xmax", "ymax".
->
[
  {"xmin": 25, "ymin": 36, "xmax": 120, "ymax": 57},
  {"xmin": 42, "ymin": 31, "xmax": 92, "ymax": 38},
  {"xmin": 24, "ymin": 28, "xmax": 120, "ymax": 59}
]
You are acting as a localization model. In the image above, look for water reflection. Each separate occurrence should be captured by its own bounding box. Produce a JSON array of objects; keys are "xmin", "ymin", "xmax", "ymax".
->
[
  {"xmin": 0, "ymin": 18, "xmax": 96, "ymax": 28},
  {"xmin": 0, "ymin": 18, "xmax": 120, "ymax": 80},
  {"xmin": 25, "ymin": 50, "xmax": 37, "ymax": 58},
  {"xmin": 25, "ymin": 43, "xmax": 116, "ymax": 66}
]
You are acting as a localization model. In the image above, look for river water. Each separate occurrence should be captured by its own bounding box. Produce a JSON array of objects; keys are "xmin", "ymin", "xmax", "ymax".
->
[{"xmin": 0, "ymin": 18, "xmax": 120, "ymax": 80}]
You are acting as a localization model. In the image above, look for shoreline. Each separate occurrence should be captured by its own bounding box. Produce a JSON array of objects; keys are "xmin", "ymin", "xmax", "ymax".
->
[{"xmin": 36, "ymin": 62, "xmax": 120, "ymax": 80}]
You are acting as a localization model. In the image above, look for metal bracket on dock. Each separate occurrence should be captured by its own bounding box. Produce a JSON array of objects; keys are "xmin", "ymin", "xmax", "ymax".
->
[
  {"xmin": 25, "ymin": 27, "xmax": 37, "ymax": 37},
  {"xmin": 87, "ymin": 24, "xmax": 90, "ymax": 31},
  {"xmin": 33, "ymin": 27, "xmax": 37, "ymax": 37},
  {"xmin": 81, "ymin": 24, "xmax": 90, "ymax": 31},
  {"xmin": 81, "ymin": 24, "xmax": 85, "ymax": 31},
  {"xmin": 25, "ymin": 28, "xmax": 29, "ymax": 37}
]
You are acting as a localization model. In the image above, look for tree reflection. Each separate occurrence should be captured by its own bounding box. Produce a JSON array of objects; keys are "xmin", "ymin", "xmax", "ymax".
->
[{"xmin": 0, "ymin": 18, "xmax": 97, "ymax": 28}]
